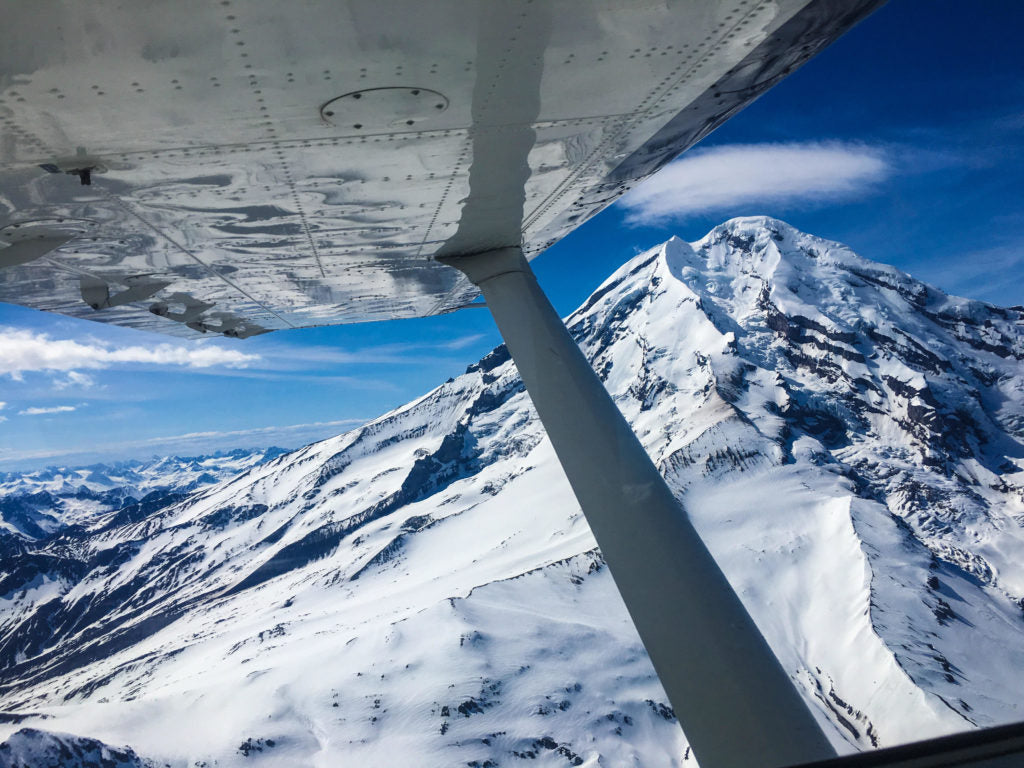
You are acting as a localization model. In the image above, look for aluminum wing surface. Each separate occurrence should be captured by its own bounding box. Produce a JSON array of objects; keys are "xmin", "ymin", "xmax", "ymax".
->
[{"xmin": 0, "ymin": 0, "xmax": 881, "ymax": 338}]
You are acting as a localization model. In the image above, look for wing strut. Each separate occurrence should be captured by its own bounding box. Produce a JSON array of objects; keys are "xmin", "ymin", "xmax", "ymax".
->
[{"xmin": 440, "ymin": 246, "xmax": 837, "ymax": 768}]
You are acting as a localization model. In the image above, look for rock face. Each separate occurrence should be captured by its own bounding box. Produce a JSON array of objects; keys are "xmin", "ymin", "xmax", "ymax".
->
[{"xmin": 0, "ymin": 217, "xmax": 1022, "ymax": 767}]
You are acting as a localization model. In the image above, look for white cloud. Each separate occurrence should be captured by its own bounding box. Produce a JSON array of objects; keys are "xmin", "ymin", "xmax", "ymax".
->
[
  {"xmin": 52, "ymin": 371, "xmax": 97, "ymax": 390},
  {"xmin": 0, "ymin": 328, "xmax": 260, "ymax": 379},
  {"xmin": 18, "ymin": 405, "xmax": 77, "ymax": 416},
  {"xmin": 617, "ymin": 141, "xmax": 889, "ymax": 226}
]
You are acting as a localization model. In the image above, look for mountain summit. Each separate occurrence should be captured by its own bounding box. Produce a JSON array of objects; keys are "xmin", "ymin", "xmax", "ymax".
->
[{"xmin": 1, "ymin": 218, "xmax": 1022, "ymax": 766}]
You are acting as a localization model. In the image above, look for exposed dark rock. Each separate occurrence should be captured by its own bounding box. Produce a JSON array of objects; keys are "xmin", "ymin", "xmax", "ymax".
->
[
  {"xmin": 644, "ymin": 700, "xmax": 676, "ymax": 722},
  {"xmin": 238, "ymin": 736, "xmax": 277, "ymax": 757}
]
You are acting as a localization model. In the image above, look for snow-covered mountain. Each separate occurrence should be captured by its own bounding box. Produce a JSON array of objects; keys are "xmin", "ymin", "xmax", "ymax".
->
[
  {"xmin": 1, "ymin": 217, "xmax": 1022, "ymax": 767},
  {"xmin": 0, "ymin": 448, "xmax": 288, "ymax": 541}
]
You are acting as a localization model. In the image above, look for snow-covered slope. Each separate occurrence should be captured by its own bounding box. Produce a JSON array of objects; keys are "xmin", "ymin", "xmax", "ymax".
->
[{"xmin": 1, "ymin": 217, "xmax": 1022, "ymax": 767}]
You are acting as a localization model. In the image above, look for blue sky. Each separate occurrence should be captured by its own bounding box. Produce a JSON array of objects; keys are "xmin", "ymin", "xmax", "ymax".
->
[{"xmin": 2, "ymin": 2, "xmax": 1022, "ymax": 470}]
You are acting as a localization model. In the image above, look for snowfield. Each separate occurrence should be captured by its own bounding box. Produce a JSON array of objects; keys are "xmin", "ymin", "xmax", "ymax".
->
[{"xmin": 1, "ymin": 217, "xmax": 1022, "ymax": 767}]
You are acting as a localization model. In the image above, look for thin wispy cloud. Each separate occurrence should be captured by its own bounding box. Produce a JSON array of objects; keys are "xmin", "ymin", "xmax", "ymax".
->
[
  {"xmin": 0, "ymin": 418, "xmax": 367, "ymax": 469},
  {"xmin": 18, "ymin": 405, "xmax": 77, "ymax": 416},
  {"xmin": 137, "ymin": 420, "xmax": 365, "ymax": 447},
  {"xmin": 0, "ymin": 327, "xmax": 260, "ymax": 379},
  {"xmin": 440, "ymin": 333, "xmax": 487, "ymax": 351},
  {"xmin": 910, "ymin": 242, "xmax": 1024, "ymax": 305},
  {"xmin": 264, "ymin": 333, "xmax": 490, "ymax": 367},
  {"xmin": 193, "ymin": 369, "xmax": 401, "ymax": 392},
  {"xmin": 52, "ymin": 371, "xmax": 97, "ymax": 390},
  {"xmin": 617, "ymin": 141, "xmax": 889, "ymax": 226}
]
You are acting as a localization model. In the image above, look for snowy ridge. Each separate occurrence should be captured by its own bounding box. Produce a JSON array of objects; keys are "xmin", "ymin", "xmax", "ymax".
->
[
  {"xmin": 0, "ymin": 728, "xmax": 151, "ymax": 768},
  {"xmin": 1, "ymin": 217, "xmax": 1022, "ymax": 766}
]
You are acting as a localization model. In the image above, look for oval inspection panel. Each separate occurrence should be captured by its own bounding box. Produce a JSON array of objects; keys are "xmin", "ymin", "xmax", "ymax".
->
[{"xmin": 319, "ymin": 87, "xmax": 449, "ymax": 130}]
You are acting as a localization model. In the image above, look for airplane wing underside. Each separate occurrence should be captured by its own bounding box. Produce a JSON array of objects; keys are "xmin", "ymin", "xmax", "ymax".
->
[{"xmin": 0, "ymin": 0, "xmax": 881, "ymax": 338}]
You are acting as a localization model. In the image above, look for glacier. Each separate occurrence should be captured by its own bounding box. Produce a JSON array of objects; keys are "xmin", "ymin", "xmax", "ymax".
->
[{"xmin": 0, "ymin": 216, "xmax": 1022, "ymax": 767}]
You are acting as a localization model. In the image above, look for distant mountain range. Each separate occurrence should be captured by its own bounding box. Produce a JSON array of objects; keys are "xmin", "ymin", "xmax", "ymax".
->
[
  {"xmin": 0, "ymin": 448, "xmax": 288, "ymax": 541},
  {"xmin": 1, "ymin": 217, "xmax": 1022, "ymax": 767}
]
